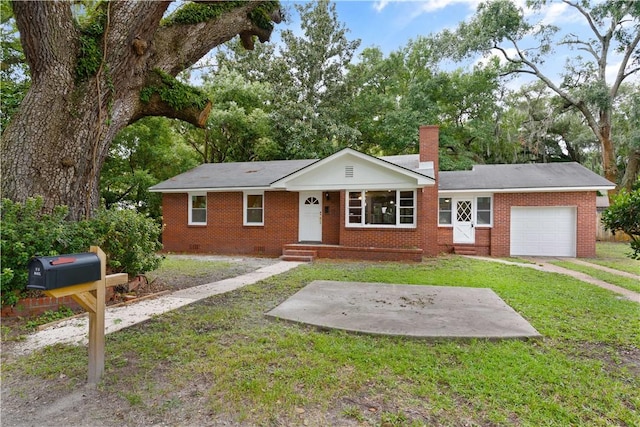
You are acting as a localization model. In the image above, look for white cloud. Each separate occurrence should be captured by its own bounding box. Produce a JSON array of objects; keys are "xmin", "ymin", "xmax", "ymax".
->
[
  {"xmin": 373, "ymin": 0, "xmax": 390, "ymax": 13},
  {"xmin": 522, "ymin": 1, "xmax": 584, "ymax": 26}
]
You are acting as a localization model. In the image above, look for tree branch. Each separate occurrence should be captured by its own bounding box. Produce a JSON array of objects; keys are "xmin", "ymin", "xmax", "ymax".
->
[
  {"xmin": 561, "ymin": 35, "xmax": 599, "ymax": 61},
  {"xmin": 610, "ymin": 28, "xmax": 640, "ymax": 100},
  {"xmin": 152, "ymin": 1, "xmax": 280, "ymax": 76},
  {"xmin": 563, "ymin": 0, "xmax": 604, "ymax": 42},
  {"xmin": 498, "ymin": 36, "xmax": 602, "ymax": 140},
  {"xmin": 132, "ymin": 92, "xmax": 213, "ymax": 128}
]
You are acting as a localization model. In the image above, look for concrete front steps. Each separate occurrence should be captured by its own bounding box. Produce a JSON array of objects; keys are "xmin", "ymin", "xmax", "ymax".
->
[
  {"xmin": 280, "ymin": 249, "xmax": 317, "ymax": 262},
  {"xmin": 453, "ymin": 244, "xmax": 477, "ymax": 256}
]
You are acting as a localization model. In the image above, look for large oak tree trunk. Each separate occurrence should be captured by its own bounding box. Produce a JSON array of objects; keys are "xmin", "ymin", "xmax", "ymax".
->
[
  {"xmin": 1, "ymin": 0, "xmax": 280, "ymax": 220},
  {"xmin": 598, "ymin": 116, "xmax": 618, "ymax": 187}
]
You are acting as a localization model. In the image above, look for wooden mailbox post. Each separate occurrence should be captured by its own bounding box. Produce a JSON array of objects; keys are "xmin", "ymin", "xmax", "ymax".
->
[{"xmin": 42, "ymin": 246, "xmax": 128, "ymax": 385}]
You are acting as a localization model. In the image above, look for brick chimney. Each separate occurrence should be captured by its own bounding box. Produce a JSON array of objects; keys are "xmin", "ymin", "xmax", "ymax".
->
[
  {"xmin": 419, "ymin": 125, "xmax": 439, "ymax": 180},
  {"xmin": 418, "ymin": 125, "xmax": 440, "ymax": 257}
]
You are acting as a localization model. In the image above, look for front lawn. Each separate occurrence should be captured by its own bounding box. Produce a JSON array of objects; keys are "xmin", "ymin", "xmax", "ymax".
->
[
  {"xmin": 593, "ymin": 242, "xmax": 640, "ymax": 275},
  {"xmin": 2, "ymin": 256, "xmax": 639, "ymax": 426},
  {"xmin": 552, "ymin": 260, "xmax": 640, "ymax": 294}
]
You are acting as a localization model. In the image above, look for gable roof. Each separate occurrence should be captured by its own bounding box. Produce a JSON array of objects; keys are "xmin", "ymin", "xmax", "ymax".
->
[
  {"xmin": 439, "ymin": 162, "xmax": 615, "ymax": 193},
  {"xmin": 271, "ymin": 148, "xmax": 434, "ymax": 190}
]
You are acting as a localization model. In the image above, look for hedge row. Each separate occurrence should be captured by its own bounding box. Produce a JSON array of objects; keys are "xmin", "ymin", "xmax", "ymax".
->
[{"xmin": 1, "ymin": 197, "xmax": 163, "ymax": 307}]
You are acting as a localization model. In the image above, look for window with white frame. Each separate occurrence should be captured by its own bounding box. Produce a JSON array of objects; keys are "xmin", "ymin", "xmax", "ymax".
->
[
  {"xmin": 476, "ymin": 196, "xmax": 492, "ymax": 225},
  {"xmin": 189, "ymin": 193, "xmax": 207, "ymax": 225},
  {"xmin": 347, "ymin": 190, "xmax": 415, "ymax": 227},
  {"xmin": 244, "ymin": 192, "xmax": 264, "ymax": 225},
  {"xmin": 438, "ymin": 197, "xmax": 452, "ymax": 225}
]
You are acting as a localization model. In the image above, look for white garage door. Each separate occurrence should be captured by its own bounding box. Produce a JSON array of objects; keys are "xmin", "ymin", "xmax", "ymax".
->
[{"xmin": 510, "ymin": 207, "xmax": 577, "ymax": 257}]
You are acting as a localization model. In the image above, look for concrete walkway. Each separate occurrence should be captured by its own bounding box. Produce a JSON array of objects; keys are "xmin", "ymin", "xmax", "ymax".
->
[
  {"xmin": 467, "ymin": 256, "xmax": 640, "ymax": 303},
  {"xmin": 10, "ymin": 261, "xmax": 303, "ymax": 356}
]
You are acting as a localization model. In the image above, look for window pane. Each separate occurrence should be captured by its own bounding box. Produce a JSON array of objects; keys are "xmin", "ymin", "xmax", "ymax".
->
[
  {"xmin": 477, "ymin": 211, "xmax": 491, "ymax": 225},
  {"xmin": 477, "ymin": 197, "xmax": 491, "ymax": 211},
  {"xmin": 247, "ymin": 208, "xmax": 262, "ymax": 223},
  {"xmin": 348, "ymin": 213, "xmax": 362, "ymax": 224},
  {"xmin": 365, "ymin": 191, "xmax": 396, "ymax": 225},
  {"xmin": 439, "ymin": 198, "xmax": 451, "ymax": 211},
  {"xmin": 439, "ymin": 211, "xmax": 452, "ymax": 225},
  {"xmin": 247, "ymin": 194, "xmax": 262, "ymax": 208},
  {"xmin": 192, "ymin": 195, "xmax": 206, "ymax": 209},
  {"xmin": 191, "ymin": 209, "xmax": 206, "ymax": 223},
  {"xmin": 400, "ymin": 207, "xmax": 414, "ymax": 224}
]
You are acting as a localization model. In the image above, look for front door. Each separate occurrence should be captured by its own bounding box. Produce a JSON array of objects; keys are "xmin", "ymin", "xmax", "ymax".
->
[
  {"xmin": 453, "ymin": 199, "xmax": 475, "ymax": 244},
  {"xmin": 299, "ymin": 191, "xmax": 322, "ymax": 242}
]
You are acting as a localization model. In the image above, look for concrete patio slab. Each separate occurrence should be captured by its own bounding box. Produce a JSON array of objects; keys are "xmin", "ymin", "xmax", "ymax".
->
[{"xmin": 266, "ymin": 280, "xmax": 541, "ymax": 340}]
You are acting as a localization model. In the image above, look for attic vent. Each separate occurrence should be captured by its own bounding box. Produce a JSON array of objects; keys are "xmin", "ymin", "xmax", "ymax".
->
[{"xmin": 345, "ymin": 165, "xmax": 354, "ymax": 178}]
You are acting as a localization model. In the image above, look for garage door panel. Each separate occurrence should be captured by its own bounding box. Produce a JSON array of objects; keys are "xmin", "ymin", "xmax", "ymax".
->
[{"xmin": 510, "ymin": 207, "xmax": 576, "ymax": 257}]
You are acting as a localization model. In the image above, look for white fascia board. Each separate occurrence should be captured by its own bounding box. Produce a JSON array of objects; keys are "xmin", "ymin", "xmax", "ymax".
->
[
  {"xmin": 149, "ymin": 186, "xmax": 272, "ymax": 193},
  {"xmin": 438, "ymin": 185, "xmax": 615, "ymax": 194}
]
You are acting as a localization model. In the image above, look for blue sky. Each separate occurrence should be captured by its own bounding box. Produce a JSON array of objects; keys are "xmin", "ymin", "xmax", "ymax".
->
[
  {"xmin": 274, "ymin": 0, "xmax": 637, "ymax": 88},
  {"xmin": 331, "ymin": 0, "xmax": 479, "ymax": 54},
  {"xmin": 281, "ymin": 0, "xmax": 587, "ymax": 55}
]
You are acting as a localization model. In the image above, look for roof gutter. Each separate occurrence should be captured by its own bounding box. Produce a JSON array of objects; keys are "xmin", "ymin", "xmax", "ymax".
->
[{"xmin": 438, "ymin": 185, "xmax": 615, "ymax": 194}]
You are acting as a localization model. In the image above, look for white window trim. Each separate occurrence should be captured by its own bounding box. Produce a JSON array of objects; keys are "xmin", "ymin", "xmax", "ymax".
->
[
  {"xmin": 438, "ymin": 196, "xmax": 453, "ymax": 227},
  {"xmin": 244, "ymin": 191, "xmax": 264, "ymax": 226},
  {"xmin": 188, "ymin": 192, "xmax": 207, "ymax": 225},
  {"xmin": 345, "ymin": 189, "xmax": 416, "ymax": 228},
  {"xmin": 475, "ymin": 195, "xmax": 493, "ymax": 227}
]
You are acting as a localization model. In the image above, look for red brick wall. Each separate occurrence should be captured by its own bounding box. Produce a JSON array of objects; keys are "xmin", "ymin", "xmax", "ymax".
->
[
  {"xmin": 337, "ymin": 191, "xmax": 432, "ymax": 253},
  {"xmin": 162, "ymin": 191, "xmax": 299, "ymax": 256},
  {"xmin": 322, "ymin": 192, "xmax": 341, "ymax": 245},
  {"xmin": 437, "ymin": 192, "xmax": 597, "ymax": 257},
  {"xmin": 437, "ymin": 226, "xmax": 454, "ymax": 254},
  {"xmin": 491, "ymin": 191, "xmax": 597, "ymax": 257}
]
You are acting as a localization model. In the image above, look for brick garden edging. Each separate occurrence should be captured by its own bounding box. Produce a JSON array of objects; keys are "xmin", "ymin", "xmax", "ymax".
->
[
  {"xmin": 2, "ymin": 288, "xmax": 118, "ymax": 318},
  {"xmin": 1, "ymin": 295, "xmax": 83, "ymax": 318}
]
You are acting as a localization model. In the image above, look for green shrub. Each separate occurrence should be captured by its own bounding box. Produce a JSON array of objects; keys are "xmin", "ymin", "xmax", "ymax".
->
[
  {"xmin": 91, "ymin": 208, "xmax": 163, "ymax": 275},
  {"xmin": 0, "ymin": 197, "xmax": 163, "ymax": 307},
  {"xmin": 601, "ymin": 187, "xmax": 640, "ymax": 260},
  {"xmin": 1, "ymin": 198, "xmax": 79, "ymax": 306}
]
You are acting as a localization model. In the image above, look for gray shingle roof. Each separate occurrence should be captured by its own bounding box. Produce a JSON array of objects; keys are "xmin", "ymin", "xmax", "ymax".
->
[
  {"xmin": 150, "ymin": 151, "xmax": 614, "ymax": 192},
  {"xmin": 149, "ymin": 159, "xmax": 317, "ymax": 191},
  {"xmin": 438, "ymin": 162, "xmax": 614, "ymax": 191}
]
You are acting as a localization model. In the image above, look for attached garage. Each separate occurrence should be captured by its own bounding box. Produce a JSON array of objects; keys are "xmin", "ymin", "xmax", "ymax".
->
[{"xmin": 510, "ymin": 207, "xmax": 577, "ymax": 257}]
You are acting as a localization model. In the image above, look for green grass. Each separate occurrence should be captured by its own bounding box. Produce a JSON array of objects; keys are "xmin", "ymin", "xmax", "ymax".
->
[
  {"xmin": 3, "ymin": 256, "xmax": 639, "ymax": 426},
  {"xmin": 592, "ymin": 242, "xmax": 640, "ymax": 275},
  {"xmin": 146, "ymin": 257, "xmax": 232, "ymax": 279},
  {"xmin": 552, "ymin": 260, "xmax": 640, "ymax": 294}
]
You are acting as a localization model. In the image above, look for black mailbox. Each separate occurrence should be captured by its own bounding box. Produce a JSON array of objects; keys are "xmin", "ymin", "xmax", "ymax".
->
[{"xmin": 27, "ymin": 253, "xmax": 101, "ymax": 291}]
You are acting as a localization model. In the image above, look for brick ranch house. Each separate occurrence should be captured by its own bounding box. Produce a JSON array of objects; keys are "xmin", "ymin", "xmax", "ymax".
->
[{"xmin": 150, "ymin": 126, "xmax": 615, "ymax": 261}]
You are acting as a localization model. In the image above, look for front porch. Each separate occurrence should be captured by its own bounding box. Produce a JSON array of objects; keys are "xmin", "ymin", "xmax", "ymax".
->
[{"xmin": 281, "ymin": 243, "xmax": 423, "ymax": 262}]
